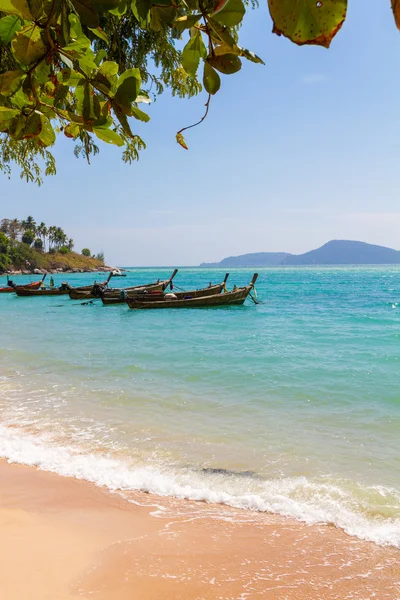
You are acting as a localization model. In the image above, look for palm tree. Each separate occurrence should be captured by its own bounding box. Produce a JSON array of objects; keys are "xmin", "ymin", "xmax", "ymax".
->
[
  {"xmin": 21, "ymin": 216, "xmax": 36, "ymax": 234},
  {"xmin": 50, "ymin": 227, "xmax": 67, "ymax": 250},
  {"xmin": 48, "ymin": 226, "xmax": 57, "ymax": 250},
  {"xmin": 37, "ymin": 222, "xmax": 48, "ymax": 251},
  {"xmin": 67, "ymin": 238, "xmax": 74, "ymax": 251}
]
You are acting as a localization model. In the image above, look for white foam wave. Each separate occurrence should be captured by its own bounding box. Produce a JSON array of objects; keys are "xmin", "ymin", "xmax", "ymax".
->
[{"xmin": 0, "ymin": 424, "xmax": 399, "ymax": 548}]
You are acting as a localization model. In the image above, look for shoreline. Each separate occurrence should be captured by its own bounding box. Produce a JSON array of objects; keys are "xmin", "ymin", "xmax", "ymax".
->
[
  {"xmin": 2, "ymin": 266, "xmax": 115, "ymax": 276},
  {"xmin": 0, "ymin": 459, "xmax": 399, "ymax": 600}
]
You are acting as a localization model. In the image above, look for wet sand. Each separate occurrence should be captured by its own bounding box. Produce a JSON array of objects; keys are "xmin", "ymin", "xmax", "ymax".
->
[{"xmin": 0, "ymin": 459, "xmax": 399, "ymax": 600}]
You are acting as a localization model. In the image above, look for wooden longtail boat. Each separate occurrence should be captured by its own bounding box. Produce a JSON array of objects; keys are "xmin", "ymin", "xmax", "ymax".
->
[
  {"xmin": 69, "ymin": 281, "xmax": 165, "ymax": 301},
  {"xmin": 0, "ymin": 274, "xmax": 46, "ymax": 293},
  {"xmin": 69, "ymin": 269, "xmax": 178, "ymax": 301},
  {"xmin": 15, "ymin": 282, "xmax": 71, "ymax": 296},
  {"xmin": 108, "ymin": 274, "xmax": 231, "ymax": 307},
  {"xmin": 101, "ymin": 273, "xmax": 223, "ymax": 306},
  {"xmin": 67, "ymin": 272, "xmax": 114, "ymax": 299},
  {"xmin": 127, "ymin": 274, "xmax": 259, "ymax": 310}
]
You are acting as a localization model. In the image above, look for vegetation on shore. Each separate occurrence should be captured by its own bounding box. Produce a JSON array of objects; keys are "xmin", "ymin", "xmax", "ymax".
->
[
  {"xmin": 0, "ymin": 0, "xmax": 370, "ymax": 184},
  {"xmin": 0, "ymin": 216, "xmax": 105, "ymax": 272}
]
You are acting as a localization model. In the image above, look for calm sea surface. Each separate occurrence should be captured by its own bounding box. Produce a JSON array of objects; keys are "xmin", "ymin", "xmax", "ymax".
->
[{"xmin": 0, "ymin": 267, "xmax": 399, "ymax": 546}]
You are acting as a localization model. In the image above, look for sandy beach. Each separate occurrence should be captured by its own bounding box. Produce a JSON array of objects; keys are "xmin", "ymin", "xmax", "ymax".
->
[{"xmin": 0, "ymin": 459, "xmax": 398, "ymax": 600}]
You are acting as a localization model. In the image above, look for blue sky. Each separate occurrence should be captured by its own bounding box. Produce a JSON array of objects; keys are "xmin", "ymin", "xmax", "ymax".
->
[{"xmin": 2, "ymin": 0, "xmax": 400, "ymax": 266}]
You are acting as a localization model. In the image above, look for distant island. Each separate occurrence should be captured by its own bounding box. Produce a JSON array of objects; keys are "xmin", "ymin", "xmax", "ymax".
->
[{"xmin": 200, "ymin": 240, "xmax": 400, "ymax": 267}]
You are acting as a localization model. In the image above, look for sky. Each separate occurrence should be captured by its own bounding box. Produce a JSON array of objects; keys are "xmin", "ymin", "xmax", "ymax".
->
[{"xmin": 2, "ymin": 0, "xmax": 400, "ymax": 266}]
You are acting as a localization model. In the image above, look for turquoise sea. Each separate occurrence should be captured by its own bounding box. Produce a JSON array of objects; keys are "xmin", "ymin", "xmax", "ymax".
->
[{"xmin": 0, "ymin": 267, "xmax": 399, "ymax": 547}]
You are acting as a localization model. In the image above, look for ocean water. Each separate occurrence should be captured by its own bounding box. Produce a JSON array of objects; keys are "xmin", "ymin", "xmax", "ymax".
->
[{"xmin": 0, "ymin": 267, "xmax": 399, "ymax": 547}]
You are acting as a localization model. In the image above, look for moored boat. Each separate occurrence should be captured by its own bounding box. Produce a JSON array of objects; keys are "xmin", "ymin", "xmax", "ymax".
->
[
  {"xmin": 108, "ymin": 274, "xmax": 230, "ymax": 307},
  {"xmin": 69, "ymin": 269, "xmax": 178, "ymax": 301},
  {"xmin": 67, "ymin": 272, "xmax": 114, "ymax": 298},
  {"xmin": 0, "ymin": 274, "xmax": 46, "ymax": 293},
  {"xmin": 15, "ymin": 282, "xmax": 71, "ymax": 296},
  {"xmin": 127, "ymin": 274, "xmax": 259, "ymax": 310}
]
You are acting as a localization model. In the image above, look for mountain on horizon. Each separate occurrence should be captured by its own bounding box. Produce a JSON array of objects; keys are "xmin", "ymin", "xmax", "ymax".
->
[{"xmin": 200, "ymin": 240, "xmax": 400, "ymax": 267}]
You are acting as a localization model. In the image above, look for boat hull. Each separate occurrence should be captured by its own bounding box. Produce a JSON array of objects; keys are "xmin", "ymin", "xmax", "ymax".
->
[
  {"xmin": 0, "ymin": 280, "xmax": 42, "ymax": 293},
  {"xmin": 103, "ymin": 283, "xmax": 225, "ymax": 305},
  {"xmin": 128, "ymin": 289, "xmax": 249, "ymax": 310},
  {"xmin": 127, "ymin": 274, "xmax": 258, "ymax": 310},
  {"xmin": 70, "ymin": 280, "xmax": 169, "ymax": 301},
  {"xmin": 15, "ymin": 288, "xmax": 69, "ymax": 296}
]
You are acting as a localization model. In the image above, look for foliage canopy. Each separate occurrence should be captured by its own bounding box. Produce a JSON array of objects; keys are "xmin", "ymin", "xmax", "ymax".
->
[
  {"xmin": 0, "ymin": 0, "xmax": 397, "ymax": 183},
  {"xmin": 0, "ymin": 215, "xmax": 104, "ymax": 270}
]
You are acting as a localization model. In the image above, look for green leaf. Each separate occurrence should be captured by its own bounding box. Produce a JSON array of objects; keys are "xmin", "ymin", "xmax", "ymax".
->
[
  {"xmin": 99, "ymin": 60, "xmax": 119, "ymax": 78},
  {"xmin": 78, "ymin": 50, "xmax": 98, "ymax": 76},
  {"xmin": 21, "ymin": 111, "xmax": 42, "ymax": 138},
  {"xmin": 109, "ymin": 0, "xmax": 128, "ymax": 16},
  {"xmin": 0, "ymin": 70, "xmax": 25, "ymax": 97},
  {"xmin": 0, "ymin": 0, "xmax": 33, "ymax": 20},
  {"xmin": 92, "ymin": 72, "xmax": 113, "ymax": 95},
  {"xmin": 0, "ymin": 15, "xmax": 21, "ymax": 44},
  {"xmin": 206, "ymin": 16, "xmax": 236, "ymax": 46},
  {"xmin": 172, "ymin": 14, "xmax": 201, "ymax": 31},
  {"xmin": 33, "ymin": 59, "xmax": 51, "ymax": 83},
  {"xmin": 212, "ymin": 0, "xmax": 245, "ymax": 27},
  {"xmin": 43, "ymin": 80, "xmax": 55, "ymax": 97},
  {"xmin": 130, "ymin": 106, "xmax": 150, "ymax": 122},
  {"xmin": 176, "ymin": 131, "xmax": 188, "ymax": 150},
  {"xmin": 93, "ymin": 124, "xmax": 124, "ymax": 146},
  {"xmin": 203, "ymin": 62, "xmax": 220, "ymax": 95},
  {"xmin": 58, "ymin": 109, "xmax": 84, "ymax": 124},
  {"xmin": 114, "ymin": 106, "xmax": 134, "ymax": 138},
  {"xmin": 131, "ymin": 0, "xmax": 152, "ymax": 23},
  {"xmin": 114, "ymin": 68, "xmax": 141, "ymax": 110},
  {"xmin": 8, "ymin": 113, "xmax": 27, "ymax": 138},
  {"xmin": 38, "ymin": 113, "xmax": 55, "ymax": 146},
  {"xmin": 151, "ymin": 4, "xmax": 176, "ymax": 31},
  {"xmin": 57, "ymin": 68, "xmax": 85, "ymax": 87},
  {"xmin": 64, "ymin": 122, "xmax": 80, "ymax": 138},
  {"xmin": 82, "ymin": 82, "xmax": 101, "ymax": 121},
  {"xmin": 181, "ymin": 29, "xmax": 206, "ymax": 77},
  {"xmin": 27, "ymin": 0, "xmax": 53, "ymax": 21},
  {"xmin": 60, "ymin": 0, "xmax": 70, "ymax": 46},
  {"xmin": 10, "ymin": 88, "xmax": 29, "ymax": 109},
  {"xmin": 70, "ymin": 0, "xmax": 99, "ymax": 28},
  {"xmin": 213, "ymin": 42, "xmax": 239, "ymax": 56},
  {"xmin": 97, "ymin": 60, "xmax": 119, "ymax": 92},
  {"xmin": 268, "ymin": 0, "xmax": 347, "ymax": 48},
  {"xmin": 207, "ymin": 53, "xmax": 241, "ymax": 74},
  {"xmin": 94, "ymin": 49, "xmax": 107, "ymax": 66},
  {"xmin": 136, "ymin": 92, "xmax": 151, "ymax": 103},
  {"xmin": 237, "ymin": 46, "xmax": 265, "ymax": 65},
  {"xmin": 0, "ymin": 106, "xmax": 19, "ymax": 132},
  {"xmin": 69, "ymin": 13, "xmax": 86, "ymax": 40},
  {"xmin": 38, "ymin": 102, "xmax": 56, "ymax": 118},
  {"xmin": 88, "ymin": 26, "xmax": 108, "ymax": 43},
  {"xmin": 11, "ymin": 24, "xmax": 47, "ymax": 65},
  {"xmin": 61, "ymin": 54, "xmax": 74, "ymax": 69},
  {"xmin": 62, "ymin": 40, "xmax": 88, "ymax": 57}
]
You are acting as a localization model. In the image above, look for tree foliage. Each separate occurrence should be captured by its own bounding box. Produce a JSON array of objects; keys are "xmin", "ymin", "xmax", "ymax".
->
[
  {"xmin": 1, "ymin": 215, "xmax": 74, "ymax": 249},
  {"xmin": 0, "ymin": 0, "xmax": 395, "ymax": 183},
  {"xmin": 0, "ymin": 216, "xmax": 103, "ymax": 270}
]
